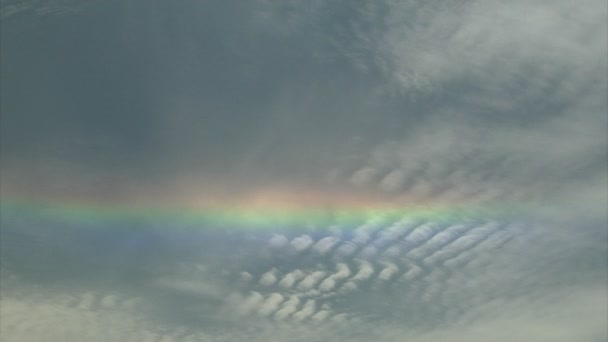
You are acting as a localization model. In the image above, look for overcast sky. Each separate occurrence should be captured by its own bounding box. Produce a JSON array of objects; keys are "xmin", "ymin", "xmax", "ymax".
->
[{"xmin": 1, "ymin": 0, "xmax": 607, "ymax": 341}]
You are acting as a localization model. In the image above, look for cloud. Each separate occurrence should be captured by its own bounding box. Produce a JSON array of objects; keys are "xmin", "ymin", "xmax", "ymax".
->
[
  {"xmin": 1, "ymin": 0, "xmax": 605, "ymax": 341},
  {"xmin": 0, "ymin": 290, "xmax": 179, "ymax": 342},
  {"xmin": 311, "ymin": 236, "xmax": 340, "ymax": 255},
  {"xmin": 258, "ymin": 269, "xmax": 279, "ymax": 287},
  {"xmin": 237, "ymin": 292, "xmax": 265, "ymax": 316},
  {"xmin": 318, "ymin": 263, "xmax": 352, "ymax": 292},
  {"xmin": 310, "ymin": 309, "xmax": 332, "ymax": 322},
  {"xmin": 403, "ymin": 286, "xmax": 608, "ymax": 342},
  {"xmin": 297, "ymin": 271, "xmax": 327, "ymax": 291},
  {"xmin": 278, "ymin": 270, "xmax": 305, "ymax": 289},
  {"xmin": 258, "ymin": 293, "xmax": 285, "ymax": 317},
  {"xmin": 376, "ymin": 262, "xmax": 399, "ymax": 282},
  {"xmin": 269, "ymin": 234, "xmax": 289, "ymax": 248},
  {"xmin": 351, "ymin": 260, "xmax": 375, "ymax": 282},
  {"xmin": 291, "ymin": 235, "xmax": 315, "ymax": 253},
  {"xmin": 274, "ymin": 296, "xmax": 301, "ymax": 321},
  {"xmin": 333, "ymin": 242, "xmax": 358, "ymax": 259},
  {"xmin": 292, "ymin": 299, "xmax": 317, "ymax": 321}
]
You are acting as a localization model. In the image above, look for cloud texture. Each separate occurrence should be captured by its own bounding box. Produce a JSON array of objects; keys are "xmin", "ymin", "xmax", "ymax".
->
[{"xmin": 1, "ymin": 0, "xmax": 606, "ymax": 341}]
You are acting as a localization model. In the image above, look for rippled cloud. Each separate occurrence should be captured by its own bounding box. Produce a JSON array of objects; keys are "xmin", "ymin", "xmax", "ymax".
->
[{"xmin": 1, "ymin": 0, "xmax": 606, "ymax": 341}]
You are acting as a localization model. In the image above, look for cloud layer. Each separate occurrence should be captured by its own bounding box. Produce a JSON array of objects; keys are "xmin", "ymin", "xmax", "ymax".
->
[{"xmin": 1, "ymin": 0, "xmax": 606, "ymax": 341}]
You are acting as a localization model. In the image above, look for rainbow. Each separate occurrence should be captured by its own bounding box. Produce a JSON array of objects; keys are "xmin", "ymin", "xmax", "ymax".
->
[{"xmin": 0, "ymin": 188, "xmax": 522, "ymax": 234}]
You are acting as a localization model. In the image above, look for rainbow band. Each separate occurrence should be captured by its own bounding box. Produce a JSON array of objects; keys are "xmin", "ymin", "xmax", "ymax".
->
[{"xmin": 0, "ymin": 196, "xmax": 521, "ymax": 233}]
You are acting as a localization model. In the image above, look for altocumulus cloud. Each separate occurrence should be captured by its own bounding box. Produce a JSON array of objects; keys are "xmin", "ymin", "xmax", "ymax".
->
[{"xmin": 1, "ymin": 0, "xmax": 606, "ymax": 341}]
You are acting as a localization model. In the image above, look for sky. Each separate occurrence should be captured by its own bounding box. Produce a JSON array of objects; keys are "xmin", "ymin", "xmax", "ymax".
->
[{"xmin": 1, "ymin": 0, "xmax": 607, "ymax": 341}]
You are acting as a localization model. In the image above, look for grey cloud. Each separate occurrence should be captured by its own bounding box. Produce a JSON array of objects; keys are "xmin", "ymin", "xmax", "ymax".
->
[{"xmin": 1, "ymin": 0, "xmax": 606, "ymax": 341}]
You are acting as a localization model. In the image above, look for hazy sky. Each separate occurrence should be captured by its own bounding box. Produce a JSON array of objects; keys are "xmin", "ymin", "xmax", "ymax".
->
[{"xmin": 1, "ymin": 1, "xmax": 607, "ymax": 341}]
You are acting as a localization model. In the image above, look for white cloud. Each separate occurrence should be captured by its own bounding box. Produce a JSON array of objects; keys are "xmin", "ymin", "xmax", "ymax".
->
[
  {"xmin": 278, "ymin": 270, "xmax": 305, "ymax": 289},
  {"xmin": 338, "ymin": 281, "xmax": 358, "ymax": 294},
  {"xmin": 259, "ymin": 269, "xmax": 279, "ymax": 287},
  {"xmin": 428, "ymin": 222, "xmax": 498, "ymax": 265},
  {"xmin": 274, "ymin": 296, "xmax": 301, "ymax": 321},
  {"xmin": 399, "ymin": 263, "xmax": 422, "ymax": 282},
  {"xmin": 311, "ymin": 236, "xmax": 340, "ymax": 255},
  {"xmin": 311, "ymin": 309, "xmax": 332, "ymax": 322},
  {"xmin": 291, "ymin": 235, "xmax": 314, "ymax": 253},
  {"xmin": 292, "ymin": 300, "xmax": 317, "ymax": 321},
  {"xmin": 403, "ymin": 223, "xmax": 437, "ymax": 246},
  {"xmin": 377, "ymin": 262, "xmax": 399, "ymax": 282},
  {"xmin": 316, "ymin": 263, "xmax": 352, "ymax": 293},
  {"xmin": 238, "ymin": 291, "xmax": 265, "ymax": 315},
  {"xmin": 351, "ymin": 260, "xmax": 375, "ymax": 282},
  {"xmin": 333, "ymin": 242, "xmax": 358, "ymax": 259},
  {"xmin": 258, "ymin": 293, "xmax": 285, "ymax": 317},
  {"xmin": 240, "ymin": 271, "xmax": 254, "ymax": 284},
  {"xmin": 269, "ymin": 234, "xmax": 289, "ymax": 248},
  {"xmin": 297, "ymin": 271, "xmax": 327, "ymax": 291},
  {"xmin": 351, "ymin": 230, "xmax": 372, "ymax": 245}
]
